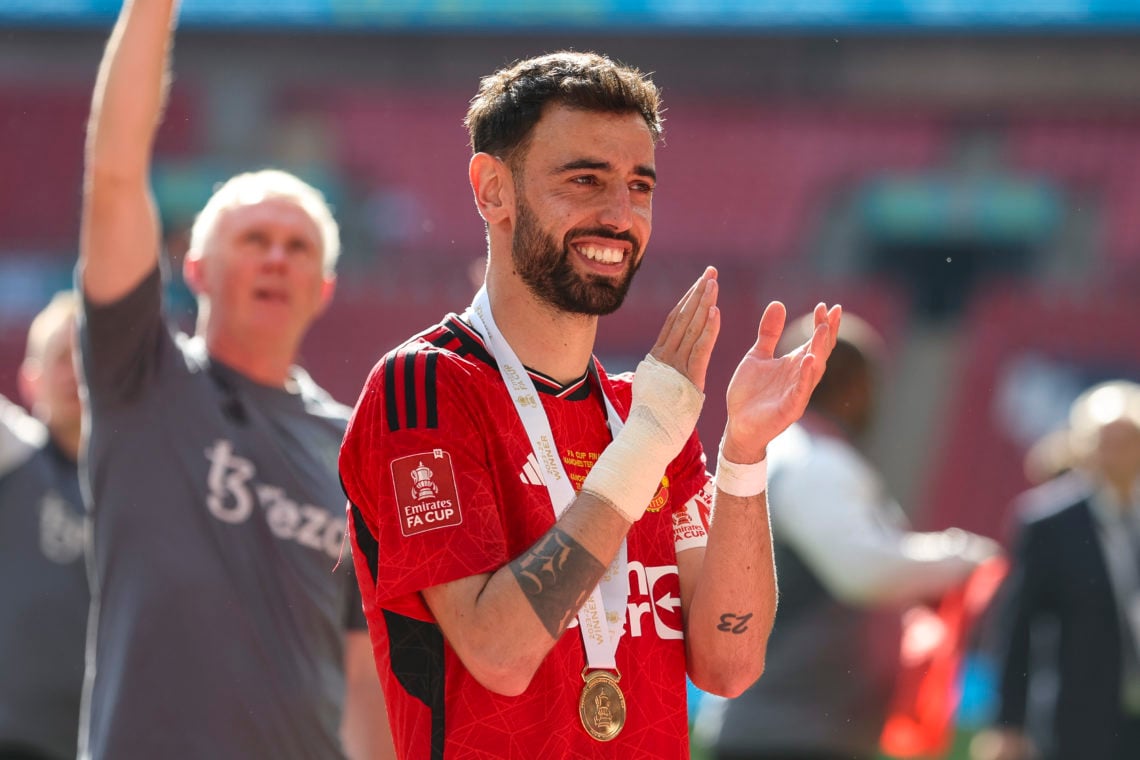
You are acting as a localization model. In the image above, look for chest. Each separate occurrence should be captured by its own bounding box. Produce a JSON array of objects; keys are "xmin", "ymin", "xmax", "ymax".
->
[{"xmin": 479, "ymin": 390, "xmax": 679, "ymax": 569}]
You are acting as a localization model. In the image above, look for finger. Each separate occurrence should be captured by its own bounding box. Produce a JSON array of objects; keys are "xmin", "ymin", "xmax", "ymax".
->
[
  {"xmin": 827, "ymin": 304, "xmax": 842, "ymax": 350},
  {"xmin": 807, "ymin": 320, "xmax": 832, "ymax": 363},
  {"xmin": 799, "ymin": 351, "xmax": 819, "ymax": 388},
  {"xmin": 673, "ymin": 274, "xmax": 719, "ymax": 360},
  {"xmin": 795, "ymin": 351, "xmax": 820, "ymax": 403},
  {"xmin": 684, "ymin": 303, "xmax": 721, "ymax": 392},
  {"xmin": 654, "ymin": 280, "xmax": 697, "ymax": 349},
  {"xmin": 772, "ymin": 351, "xmax": 817, "ymax": 427},
  {"xmin": 654, "ymin": 267, "xmax": 715, "ymax": 353},
  {"xmin": 751, "ymin": 300, "xmax": 786, "ymax": 360}
]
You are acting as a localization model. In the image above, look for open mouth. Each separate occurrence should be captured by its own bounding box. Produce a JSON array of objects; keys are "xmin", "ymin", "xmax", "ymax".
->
[{"xmin": 254, "ymin": 288, "xmax": 289, "ymax": 304}]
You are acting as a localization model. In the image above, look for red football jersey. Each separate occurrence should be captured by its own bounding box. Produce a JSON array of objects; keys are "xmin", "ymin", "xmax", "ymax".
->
[{"xmin": 341, "ymin": 314, "xmax": 713, "ymax": 759}]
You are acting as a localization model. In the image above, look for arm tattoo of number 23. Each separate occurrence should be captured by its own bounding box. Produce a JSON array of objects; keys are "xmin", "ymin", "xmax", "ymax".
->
[
  {"xmin": 717, "ymin": 612, "xmax": 753, "ymax": 634},
  {"xmin": 509, "ymin": 527, "xmax": 605, "ymax": 639}
]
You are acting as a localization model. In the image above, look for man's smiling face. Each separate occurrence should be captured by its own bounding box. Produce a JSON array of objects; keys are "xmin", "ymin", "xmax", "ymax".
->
[{"xmin": 508, "ymin": 104, "xmax": 656, "ymax": 316}]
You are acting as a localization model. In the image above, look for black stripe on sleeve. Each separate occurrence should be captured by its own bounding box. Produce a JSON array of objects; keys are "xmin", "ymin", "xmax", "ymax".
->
[
  {"xmin": 384, "ymin": 355, "xmax": 400, "ymax": 432},
  {"xmin": 383, "ymin": 347, "xmax": 442, "ymax": 432},
  {"xmin": 349, "ymin": 503, "xmax": 380, "ymax": 584},
  {"xmin": 403, "ymin": 350, "xmax": 418, "ymax": 430},
  {"xmin": 424, "ymin": 351, "xmax": 439, "ymax": 429}
]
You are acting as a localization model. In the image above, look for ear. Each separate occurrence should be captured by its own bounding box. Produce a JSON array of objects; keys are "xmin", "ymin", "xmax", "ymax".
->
[
  {"xmin": 182, "ymin": 252, "xmax": 205, "ymax": 295},
  {"xmin": 314, "ymin": 275, "xmax": 337, "ymax": 318},
  {"xmin": 469, "ymin": 152, "xmax": 514, "ymax": 227}
]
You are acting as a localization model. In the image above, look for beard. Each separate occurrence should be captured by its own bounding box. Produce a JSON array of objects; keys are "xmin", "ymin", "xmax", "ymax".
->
[{"xmin": 511, "ymin": 198, "xmax": 642, "ymax": 316}]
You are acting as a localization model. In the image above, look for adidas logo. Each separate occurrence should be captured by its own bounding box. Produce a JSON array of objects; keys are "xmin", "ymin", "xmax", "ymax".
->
[{"xmin": 518, "ymin": 452, "xmax": 545, "ymax": 486}]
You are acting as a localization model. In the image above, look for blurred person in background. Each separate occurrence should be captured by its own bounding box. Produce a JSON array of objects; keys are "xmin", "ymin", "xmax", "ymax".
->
[
  {"xmin": 0, "ymin": 396, "xmax": 40, "ymax": 476},
  {"xmin": 971, "ymin": 380, "xmax": 1140, "ymax": 760},
  {"xmin": 0, "ymin": 293, "xmax": 86, "ymax": 760},
  {"xmin": 75, "ymin": 1, "xmax": 392, "ymax": 758},
  {"xmin": 339, "ymin": 50, "xmax": 841, "ymax": 758},
  {"xmin": 697, "ymin": 310, "xmax": 1000, "ymax": 760},
  {"xmin": 1021, "ymin": 426, "xmax": 1075, "ymax": 489}
]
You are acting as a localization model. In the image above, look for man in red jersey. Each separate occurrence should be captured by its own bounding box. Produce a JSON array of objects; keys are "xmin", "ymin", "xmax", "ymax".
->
[{"xmin": 340, "ymin": 51, "xmax": 841, "ymax": 759}]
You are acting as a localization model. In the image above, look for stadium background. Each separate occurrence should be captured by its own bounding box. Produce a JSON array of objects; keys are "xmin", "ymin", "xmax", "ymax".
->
[{"xmin": 1, "ymin": 2, "xmax": 1138, "ymax": 757}]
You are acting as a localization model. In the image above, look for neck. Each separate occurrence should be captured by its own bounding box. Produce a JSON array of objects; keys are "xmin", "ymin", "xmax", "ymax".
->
[
  {"xmin": 48, "ymin": 421, "xmax": 81, "ymax": 463},
  {"xmin": 802, "ymin": 408, "xmax": 854, "ymax": 441},
  {"xmin": 1106, "ymin": 474, "xmax": 1139, "ymax": 509},
  {"xmin": 203, "ymin": 332, "xmax": 296, "ymax": 388},
  {"xmin": 483, "ymin": 279, "xmax": 598, "ymax": 386}
]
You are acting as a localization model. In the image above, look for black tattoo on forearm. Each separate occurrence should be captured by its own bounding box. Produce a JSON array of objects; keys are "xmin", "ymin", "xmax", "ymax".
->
[
  {"xmin": 509, "ymin": 527, "xmax": 605, "ymax": 638},
  {"xmin": 716, "ymin": 612, "xmax": 753, "ymax": 634}
]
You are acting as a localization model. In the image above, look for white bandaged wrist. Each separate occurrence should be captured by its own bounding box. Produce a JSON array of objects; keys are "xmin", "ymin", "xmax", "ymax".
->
[
  {"xmin": 715, "ymin": 448, "xmax": 767, "ymax": 497},
  {"xmin": 581, "ymin": 355, "xmax": 704, "ymax": 523}
]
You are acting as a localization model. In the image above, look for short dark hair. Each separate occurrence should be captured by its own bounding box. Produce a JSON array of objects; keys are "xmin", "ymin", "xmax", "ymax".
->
[{"xmin": 464, "ymin": 51, "xmax": 663, "ymax": 164}]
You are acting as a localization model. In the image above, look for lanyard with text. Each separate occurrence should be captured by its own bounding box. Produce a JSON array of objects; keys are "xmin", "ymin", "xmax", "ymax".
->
[{"xmin": 467, "ymin": 287, "xmax": 628, "ymax": 671}]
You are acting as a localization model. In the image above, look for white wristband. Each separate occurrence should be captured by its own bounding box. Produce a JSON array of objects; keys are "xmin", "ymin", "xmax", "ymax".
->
[
  {"xmin": 581, "ymin": 355, "xmax": 704, "ymax": 523},
  {"xmin": 715, "ymin": 449, "xmax": 767, "ymax": 497}
]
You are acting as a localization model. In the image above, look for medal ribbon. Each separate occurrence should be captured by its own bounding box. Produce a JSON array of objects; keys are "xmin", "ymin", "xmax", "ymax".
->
[{"xmin": 468, "ymin": 286, "xmax": 627, "ymax": 671}]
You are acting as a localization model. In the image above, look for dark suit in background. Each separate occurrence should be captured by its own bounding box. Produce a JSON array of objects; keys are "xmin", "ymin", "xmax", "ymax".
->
[{"xmin": 989, "ymin": 473, "xmax": 1140, "ymax": 760}]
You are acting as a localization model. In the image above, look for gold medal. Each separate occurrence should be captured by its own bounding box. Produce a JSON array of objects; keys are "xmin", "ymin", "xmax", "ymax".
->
[{"xmin": 579, "ymin": 668, "xmax": 626, "ymax": 742}]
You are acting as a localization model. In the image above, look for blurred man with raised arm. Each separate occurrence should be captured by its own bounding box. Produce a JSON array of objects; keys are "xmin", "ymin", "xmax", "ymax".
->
[
  {"xmin": 77, "ymin": 1, "xmax": 392, "ymax": 758},
  {"xmin": 339, "ymin": 51, "xmax": 840, "ymax": 758}
]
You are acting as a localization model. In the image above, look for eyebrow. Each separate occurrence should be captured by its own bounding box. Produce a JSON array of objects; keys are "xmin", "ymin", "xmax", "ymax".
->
[{"xmin": 554, "ymin": 158, "xmax": 657, "ymax": 182}]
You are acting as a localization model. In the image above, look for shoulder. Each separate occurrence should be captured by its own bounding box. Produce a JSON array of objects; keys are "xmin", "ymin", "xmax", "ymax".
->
[
  {"xmin": 769, "ymin": 424, "xmax": 864, "ymax": 480},
  {"xmin": 1012, "ymin": 472, "xmax": 1092, "ymax": 529},
  {"xmin": 369, "ymin": 315, "xmax": 497, "ymax": 388},
  {"xmin": 289, "ymin": 366, "xmax": 353, "ymax": 424},
  {"xmin": 347, "ymin": 315, "xmax": 499, "ymax": 432}
]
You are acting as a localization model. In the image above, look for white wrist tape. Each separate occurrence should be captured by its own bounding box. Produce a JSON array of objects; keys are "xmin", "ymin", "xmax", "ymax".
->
[
  {"xmin": 715, "ymin": 448, "xmax": 767, "ymax": 497},
  {"xmin": 581, "ymin": 355, "xmax": 705, "ymax": 523}
]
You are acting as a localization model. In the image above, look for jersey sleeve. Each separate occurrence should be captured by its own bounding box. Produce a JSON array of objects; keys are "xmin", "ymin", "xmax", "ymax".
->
[
  {"xmin": 340, "ymin": 344, "xmax": 510, "ymax": 621},
  {"xmin": 668, "ymin": 429, "xmax": 713, "ymax": 554},
  {"xmin": 76, "ymin": 263, "xmax": 172, "ymax": 412}
]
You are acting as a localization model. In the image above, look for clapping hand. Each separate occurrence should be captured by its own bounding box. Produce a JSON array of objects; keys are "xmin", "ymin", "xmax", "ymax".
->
[{"xmin": 721, "ymin": 301, "xmax": 841, "ymax": 464}]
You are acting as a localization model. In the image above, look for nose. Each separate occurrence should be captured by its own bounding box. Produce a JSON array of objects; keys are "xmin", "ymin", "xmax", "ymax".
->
[
  {"xmin": 264, "ymin": 241, "xmax": 288, "ymax": 268},
  {"xmin": 596, "ymin": 183, "xmax": 634, "ymax": 232}
]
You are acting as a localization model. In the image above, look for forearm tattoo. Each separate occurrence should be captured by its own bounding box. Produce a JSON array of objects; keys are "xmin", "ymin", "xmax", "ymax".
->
[
  {"xmin": 716, "ymin": 612, "xmax": 753, "ymax": 634},
  {"xmin": 510, "ymin": 527, "xmax": 605, "ymax": 638}
]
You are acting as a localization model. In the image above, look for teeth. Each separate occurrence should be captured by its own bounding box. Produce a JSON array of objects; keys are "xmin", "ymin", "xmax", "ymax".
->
[{"xmin": 581, "ymin": 245, "xmax": 623, "ymax": 264}]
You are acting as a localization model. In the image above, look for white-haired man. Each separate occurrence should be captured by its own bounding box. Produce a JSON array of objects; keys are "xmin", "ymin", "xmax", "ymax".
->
[
  {"xmin": 975, "ymin": 380, "xmax": 1140, "ymax": 760},
  {"xmin": 76, "ymin": 1, "xmax": 391, "ymax": 758}
]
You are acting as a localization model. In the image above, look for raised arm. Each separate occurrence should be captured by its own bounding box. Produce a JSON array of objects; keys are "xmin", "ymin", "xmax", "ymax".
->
[
  {"xmin": 80, "ymin": 0, "xmax": 176, "ymax": 305},
  {"xmin": 773, "ymin": 452, "xmax": 996, "ymax": 606},
  {"xmin": 680, "ymin": 300, "xmax": 840, "ymax": 697},
  {"xmin": 421, "ymin": 269, "xmax": 720, "ymax": 696}
]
